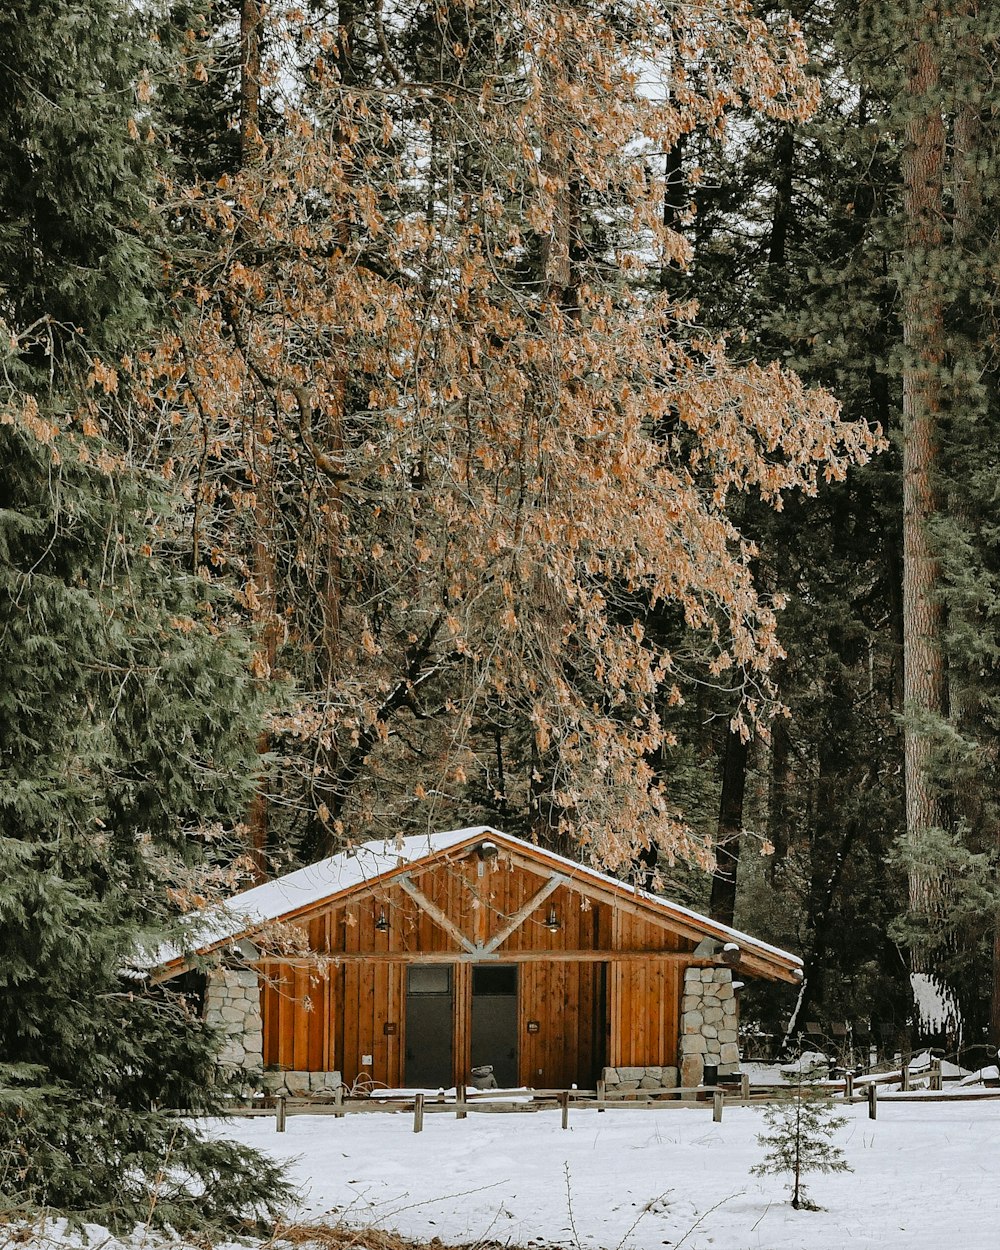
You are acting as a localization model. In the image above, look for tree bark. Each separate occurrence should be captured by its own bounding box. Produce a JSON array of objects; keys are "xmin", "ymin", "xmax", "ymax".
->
[
  {"xmin": 240, "ymin": 0, "xmax": 274, "ymax": 880},
  {"xmin": 779, "ymin": 759, "xmax": 866, "ymax": 1055},
  {"xmin": 900, "ymin": 12, "xmax": 949, "ymax": 962},
  {"xmin": 767, "ymin": 125, "xmax": 794, "ymax": 275},
  {"xmin": 709, "ymin": 727, "xmax": 748, "ymax": 927},
  {"xmin": 239, "ymin": 0, "xmax": 261, "ymax": 160}
]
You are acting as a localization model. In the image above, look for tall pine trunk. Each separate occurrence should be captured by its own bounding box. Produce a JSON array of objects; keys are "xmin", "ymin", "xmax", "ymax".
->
[
  {"xmin": 241, "ymin": 0, "xmax": 276, "ymax": 879},
  {"xmin": 899, "ymin": 13, "xmax": 948, "ymax": 971},
  {"xmin": 709, "ymin": 729, "xmax": 748, "ymax": 926}
]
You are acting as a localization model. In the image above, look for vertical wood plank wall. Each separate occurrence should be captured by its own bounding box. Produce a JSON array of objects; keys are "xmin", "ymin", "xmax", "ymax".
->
[{"xmin": 259, "ymin": 850, "xmax": 693, "ymax": 1087}]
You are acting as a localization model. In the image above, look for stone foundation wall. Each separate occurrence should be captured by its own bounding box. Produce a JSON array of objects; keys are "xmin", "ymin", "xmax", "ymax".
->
[
  {"xmin": 679, "ymin": 966, "xmax": 740, "ymax": 1087},
  {"xmin": 204, "ymin": 967, "xmax": 264, "ymax": 1075},
  {"xmin": 261, "ymin": 1070, "xmax": 342, "ymax": 1098},
  {"xmin": 602, "ymin": 1065, "xmax": 679, "ymax": 1093}
]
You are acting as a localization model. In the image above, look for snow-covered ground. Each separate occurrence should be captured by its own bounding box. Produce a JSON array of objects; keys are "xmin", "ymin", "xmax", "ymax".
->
[
  {"xmin": 203, "ymin": 1096, "xmax": 1000, "ymax": 1250},
  {"xmin": 13, "ymin": 1096, "xmax": 1000, "ymax": 1250}
]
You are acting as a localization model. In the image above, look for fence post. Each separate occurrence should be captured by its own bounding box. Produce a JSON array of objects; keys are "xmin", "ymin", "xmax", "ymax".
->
[
  {"xmin": 413, "ymin": 1092, "xmax": 425, "ymax": 1133},
  {"xmin": 740, "ymin": 1072, "xmax": 750, "ymax": 1103},
  {"xmin": 844, "ymin": 1071, "xmax": 854, "ymax": 1101},
  {"xmin": 597, "ymin": 1079, "xmax": 606, "ymax": 1112},
  {"xmin": 334, "ymin": 1084, "xmax": 344, "ymax": 1118},
  {"xmin": 900, "ymin": 1055, "xmax": 910, "ymax": 1092},
  {"xmin": 276, "ymin": 1096, "xmax": 287, "ymax": 1133},
  {"xmin": 867, "ymin": 1083, "xmax": 877, "ymax": 1120},
  {"xmin": 712, "ymin": 1090, "xmax": 724, "ymax": 1123},
  {"xmin": 560, "ymin": 1090, "xmax": 570, "ymax": 1130},
  {"xmin": 931, "ymin": 1059, "xmax": 943, "ymax": 1091},
  {"xmin": 456, "ymin": 1083, "xmax": 467, "ymax": 1120}
]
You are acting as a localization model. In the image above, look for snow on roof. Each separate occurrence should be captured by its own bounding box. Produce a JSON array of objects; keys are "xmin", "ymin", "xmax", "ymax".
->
[{"xmin": 157, "ymin": 824, "xmax": 802, "ymax": 974}]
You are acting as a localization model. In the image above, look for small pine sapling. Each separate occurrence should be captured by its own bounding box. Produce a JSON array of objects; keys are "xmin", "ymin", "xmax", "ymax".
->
[{"xmin": 751, "ymin": 1065, "xmax": 852, "ymax": 1210}]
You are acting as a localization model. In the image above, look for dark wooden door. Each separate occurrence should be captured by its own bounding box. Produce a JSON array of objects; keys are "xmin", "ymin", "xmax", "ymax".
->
[
  {"xmin": 470, "ymin": 964, "xmax": 518, "ymax": 1087},
  {"xmin": 405, "ymin": 964, "xmax": 453, "ymax": 1088}
]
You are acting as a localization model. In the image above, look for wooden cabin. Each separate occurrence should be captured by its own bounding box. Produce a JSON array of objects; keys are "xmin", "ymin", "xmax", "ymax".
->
[{"xmin": 155, "ymin": 826, "xmax": 801, "ymax": 1092}]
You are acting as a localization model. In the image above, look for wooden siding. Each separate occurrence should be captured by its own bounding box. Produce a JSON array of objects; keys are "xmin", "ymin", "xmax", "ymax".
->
[{"xmin": 258, "ymin": 847, "xmax": 696, "ymax": 1087}]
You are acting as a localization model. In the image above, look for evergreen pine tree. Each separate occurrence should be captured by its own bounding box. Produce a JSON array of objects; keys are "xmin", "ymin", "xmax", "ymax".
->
[
  {"xmin": 0, "ymin": 425, "xmax": 290, "ymax": 1228},
  {"xmin": 0, "ymin": 0, "xmax": 290, "ymax": 1228},
  {"xmin": 751, "ymin": 1066, "xmax": 853, "ymax": 1210},
  {"xmin": 673, "ymin": 0, "xmax": 911, "ymax": 1043}
]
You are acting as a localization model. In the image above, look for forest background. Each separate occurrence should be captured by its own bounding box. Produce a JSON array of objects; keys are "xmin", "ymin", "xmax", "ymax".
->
[{"xmin": 2, "ymin": 0, "xmax": 999, "ymax": 1227}]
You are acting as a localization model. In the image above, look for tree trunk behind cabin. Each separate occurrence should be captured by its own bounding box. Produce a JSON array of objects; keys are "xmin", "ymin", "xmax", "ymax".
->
[
  {"xmin": 899, "ymin": 12, "xmax": 949, "ymax": 969},
  {"xmin": 709, "ymin": 727, "xmax": 749, "ymax": 927}
]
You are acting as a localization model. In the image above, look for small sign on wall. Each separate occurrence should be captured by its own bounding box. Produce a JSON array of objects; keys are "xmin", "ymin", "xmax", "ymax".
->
[
  {"xmin": 526, "ymin": 1020, "xmax": 540, "ymax": 1033},
  {"xmin": 384, "ymin": 1021, "xmax": 397, "ymax": 1035}
]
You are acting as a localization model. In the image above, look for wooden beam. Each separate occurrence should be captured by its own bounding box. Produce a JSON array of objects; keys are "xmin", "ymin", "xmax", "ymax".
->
[
  {"xmin": 397, "ymin": 874, "xmax": 477, "ymax": 953},
  {"xmin": 481, "ymin": 874, "xmax": 566, "ymax": 954},
  {"xmin": 497, "ymin": 843, "xmax": 802, "ymax": 982},
  {"xmin": 258, "ymin": 950, "xmax": 725, "ymax": 966},
  {"xmin": 499, "ymin": 846, "xmax": 711, "ymax": 944}
]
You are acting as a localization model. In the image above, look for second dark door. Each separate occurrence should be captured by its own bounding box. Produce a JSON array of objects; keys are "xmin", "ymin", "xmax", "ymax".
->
[{"xmin": 470, "ymin": 964, "xmax": 518, "ymax": 1087}]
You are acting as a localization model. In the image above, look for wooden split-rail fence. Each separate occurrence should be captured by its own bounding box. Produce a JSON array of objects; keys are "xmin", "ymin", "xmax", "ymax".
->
[{"xmin": 223, "ymin": 1060, "xmax": 1000, "ymax": 1134}]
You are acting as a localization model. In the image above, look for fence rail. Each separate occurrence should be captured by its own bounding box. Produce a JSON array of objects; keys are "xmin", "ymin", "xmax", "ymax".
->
[{"xmin": 218, "ymin": 1067, "xmax": 1000, "ymax": 1134}]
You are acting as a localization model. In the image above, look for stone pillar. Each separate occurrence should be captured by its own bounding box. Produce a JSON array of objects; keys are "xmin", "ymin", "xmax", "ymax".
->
[
  {"xmin": 679, "ymin": 966, "xmax": 740, "ymax": 1087},
  {"xmin": 204, "ymin": 966, "xmax": 264, "ymax": 1076}
]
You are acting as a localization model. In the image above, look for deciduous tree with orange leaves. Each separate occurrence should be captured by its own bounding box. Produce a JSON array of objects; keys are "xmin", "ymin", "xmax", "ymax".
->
[{"xmin": 135, "ymin": 0, "xmax": 879, "ymax": 874}]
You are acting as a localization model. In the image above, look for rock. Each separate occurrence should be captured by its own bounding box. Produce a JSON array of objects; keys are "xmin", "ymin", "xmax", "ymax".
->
[
  {"xmin": 717, "ymin": 1063, "xmax": 741, "ymax": 1077},
  {"xmin": 617, "ymin": 1080, "xmax": 640, "ymax": 1091},
  {"xmin": 643, "ymin": 1066, "xmax": 662, "ymax": 1080},
  {"xmin": 716, "ymin": 983, "xmax": 734, "ymax": 1001},
  {"xmin": 682, "ymin": 995, "xmax": 702, "ymax": 1013},
  {"xmin": 617, "ymin": 1066, "xmax": 645, "ymax": 1083},
  {"xmin": 720, "ymin": 1042, "xmax": 740, "ymax": 1065},
  {"xmin": 681, "ymin": 1034, "xmax": 707, "ymax": 1054},
  {"xmin": 703, "ymin": 1025, "xmax": 718, "ymax": 1039},
  {"xmin": 722, "ymin": 997, "xmax": 737, "ymax": 1015},
  {"xmin": 639, "ymin": 1075, "xmax": 660, "ymax": 1089},
  {"xmin": 310, "ymin": 1071, "xmax": 342, "ymax": 1091},
  {"xmin": 660, "ymin": 1066, "xmax": 679, "ymax": 1088},
  {"xmin": 700, "ymin": 968, "xmax": 715, "ymax": 982},
  {"xmin": 713, "ymin": 967, "xmax": 731, "ymax": 983},
  {"xmin": 703, "ymin": 1006, "xmax": 724, "ymax": 1024},
  {"xmin": 220, "ymin": 1004, "xmax": 248, "ymax": 1024},
  {"xmin": 680, "ymin": 1055, "xmax": 703, "ymax": 1088},
  {"xmin": 602, "ymin": 1067, "xmax": 620, "ymax": 1085},
  {"xmin": 284, "ymin": 1071, "xmax": 310, "ymax": 1095},
  {"xmin": 683, "ymin": 1011, "xmax": 704, "ymax": 1032},
  {"xmin": 684, "ymin": 966, "xmax": 703, "ymax": 983},
  {"xmin": 718, "ymin": 1029, "xmax": 738, "ymax": 1045}
]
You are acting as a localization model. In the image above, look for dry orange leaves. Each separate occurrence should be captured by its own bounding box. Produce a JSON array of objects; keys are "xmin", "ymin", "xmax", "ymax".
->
[{"xmin": 138, "ymin": 0, "xmax": 877, "ymax": 870}]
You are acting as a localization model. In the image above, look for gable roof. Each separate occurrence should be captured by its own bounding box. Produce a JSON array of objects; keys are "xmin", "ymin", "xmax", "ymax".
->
[{"xmin": 154, "ymin": 825, "xmax": 802, "ymax": 983}]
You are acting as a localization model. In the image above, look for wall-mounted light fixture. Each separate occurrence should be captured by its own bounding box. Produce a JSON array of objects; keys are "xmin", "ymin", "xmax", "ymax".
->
[
  {"xmin": 544, "ymin": 904, "xmax": 561, "ymax": 932},
  {"xmin": 374, "ymin": 907, "xmax": 389, "ymax": 933}
]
